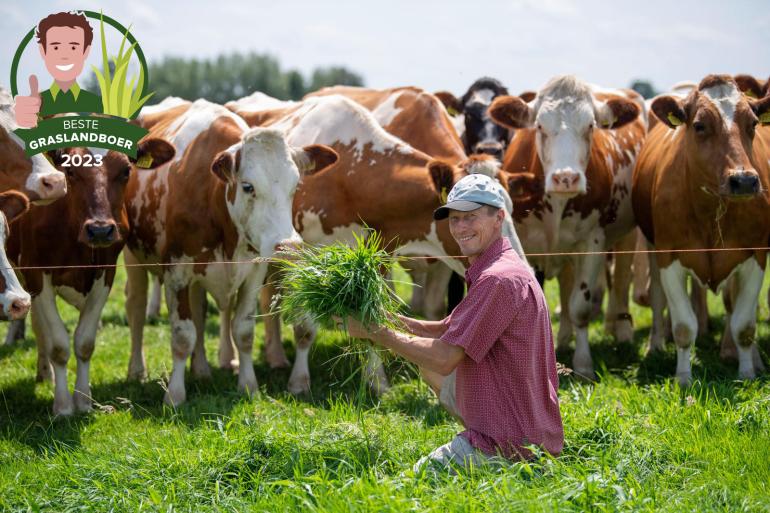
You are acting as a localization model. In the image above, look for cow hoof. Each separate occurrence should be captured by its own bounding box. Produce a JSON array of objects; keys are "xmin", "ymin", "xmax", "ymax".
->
[
  {"xmin": 288, "ymin": 374, "xmax": 310, "ymax": 395},
  {"xmin": 36, "ymin": 364, "xmax": 53, "ymax": 383},
  {"xmin": 53, "ymin": 393, "xmax": 75, "ymax": 416},
  {"xmin": 613, "ymin": 321, "xmax": 634, "ymax": 344},
  {"xmin": 127, "ymin": 366, "xmax": 147, "ymax": 382},
  {"xmin": 753, "ymin": 346, "xmax": 766, "ymax": 374},
  {"xmin": 74, "ymin": 392, "xmax": 92, "ymax": 413},
  {"xmin": 369, "ymin": 379, "xmax": 391, "ymax": 396},
  {"xmin": 738, "ymin": 369, "xmax": 757, "ymax": 380},
  {"xmin": 265, "ymin": 349, "xmax": 290, "ymax": 369},
  {"xmin": 573, "ymin": 366, "xmax": 596, "ymax": 382},
  {"xmin": 633, "ymin": 292, "xmax": 650, "ymax": 307},
  {"xmin": 218, "ymin": 357, "xmax": 239, "ymax": 371},
  {"xmin": 719, "ymin": 346, "xmax": 738, "ymax": 363},
  {"xmin": 238, "ymin": 375, "xmax": 259, "ymax": 396},
  {"xmin": 644, "ymin": 338, "xmax": 665, "ymax": 356},
  {"xmin": 191, "ymin": 359, "xmax": 212, "ymax": 380},
  {"xmin": 164, "ymin": 386, "xmax": 186, "ymax": 407},
  {"xmin": 676, "ymin": 372, "xmax": 692, "ymax": 387}
]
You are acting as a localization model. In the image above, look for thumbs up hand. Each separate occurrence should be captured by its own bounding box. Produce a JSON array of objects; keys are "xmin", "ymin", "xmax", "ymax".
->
[{"xmin": 14, "ymin": 75, "xmax": 42, "ymax": 128}]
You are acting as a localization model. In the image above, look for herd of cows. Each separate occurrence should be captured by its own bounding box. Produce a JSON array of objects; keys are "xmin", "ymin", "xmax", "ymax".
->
[{"xmin": 0, "ymin": 72, "xmax": 769, "ymax": 416}]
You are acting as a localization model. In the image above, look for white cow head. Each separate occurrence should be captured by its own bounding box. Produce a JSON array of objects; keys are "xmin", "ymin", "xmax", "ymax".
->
[
  {"xmin": 211, "ymin": 127, "xmax": 338, "ymax": 257},
  {"xmin": 489, "ymin": 75, "xmax": 640, "ymax": 197}
]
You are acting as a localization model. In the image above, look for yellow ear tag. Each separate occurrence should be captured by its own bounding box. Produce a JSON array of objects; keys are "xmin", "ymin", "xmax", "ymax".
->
[
  {"xmin": 759, "ymin": 112, "xmax": 770, "ymax": 124},
  {"xmin": 440, "ymin": 187, "xmax": 449, "ymax": 204},
  {"xmin": 447, "ymin": 107, "xmax": 460, "ymax": 117},
  {"xmin": 744, "ymin": 90, "xmax": 757, "ymax": 99},
  {"xmin": 601, "ymin": 116, "xmax": 616, "ymax": 128},
  {"xmin": 136, "ymin": 154, "xmax": 153, "ymax": 169},
  {"xmin": 667, "ymin": 112, "xmax": 683, "ymax": 126}
]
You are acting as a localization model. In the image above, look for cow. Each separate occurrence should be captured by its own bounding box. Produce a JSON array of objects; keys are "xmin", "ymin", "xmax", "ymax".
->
[
  {"xmin": 124, "ymin": 98, "xmax": 338, "ymax": 406},
  {"xmin": 232, "ymin": 94, "xmax": 469, "ymax": 394},
  {"xmin": 7, "ymin": 143, "xmax": 174, "ymax": 415},
  {"xmin": 0, "ymin": 89, "xmax": 67, "ymax": 204},
  {"xmin": 304, "ymin": 85, "xmax": 528, "ymax": 319},
  {"xmin": 488, "ymin": 75, "xmax": 645, "ymax": 379},
  {"xmin": 633, "ymin": 74, "xmax": 770, "ymax": 385},
  {"xmin": 434, "ymin": 77, "xmax": 513, "ymax": 161},
  {"xmin": 0, "ymin": 192, "xmax": 31, "ymax": 321}
]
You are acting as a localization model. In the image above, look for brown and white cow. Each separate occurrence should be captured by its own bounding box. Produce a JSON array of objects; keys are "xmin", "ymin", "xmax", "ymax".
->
[
  {"xmin": 7, "ymin": 143, "xmax": 174, "ymax": 415},
  {"xmin": 0, "ymin": 192, "xmax": 31, "ymax": 321},
  {"xmin": 0, "ymin": 92, "xmax": 67, "ymax": 204},
  {"xmin": 489, "ymin": 75, "xmax": 645, "ymax": 379},
  {"xmin": 633, "ymin": 75, "xmax": 770, "ymax": 384},
  {"xmin": 124, "ymin": 99, "xmax": 337, "ymax": 406},
  {"xmin": 235, "ymin": 94, "xmax": 467, "ymax": 394}
]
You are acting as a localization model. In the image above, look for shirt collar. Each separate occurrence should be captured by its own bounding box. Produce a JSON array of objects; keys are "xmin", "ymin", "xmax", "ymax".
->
[
  {"xmin": 465, "ymin": 237, "xmax": 511, "ymax": 286},
  {"xmin": 49, "ymin": 81, "xmax": 80, "ymax": 101}
]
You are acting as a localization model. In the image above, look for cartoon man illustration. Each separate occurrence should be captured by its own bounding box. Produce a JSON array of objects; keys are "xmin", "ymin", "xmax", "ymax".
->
[{"xmin": 14, "ymin": 11, "xmax": 102, "ymax": 128}]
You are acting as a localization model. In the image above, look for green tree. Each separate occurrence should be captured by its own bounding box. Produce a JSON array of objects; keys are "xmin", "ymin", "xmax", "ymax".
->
[{"xmin": 629, "ymin": 79, "xmax": 658, "ymax": 99}]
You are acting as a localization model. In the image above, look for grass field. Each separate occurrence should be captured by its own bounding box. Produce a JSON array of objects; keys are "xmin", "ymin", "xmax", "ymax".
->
[{"xmin": 1, "ymin": 260, "xmax": 769, "ymax": 512}]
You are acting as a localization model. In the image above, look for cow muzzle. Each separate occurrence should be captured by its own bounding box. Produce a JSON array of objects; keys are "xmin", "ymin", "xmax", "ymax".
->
[
  {"xmin": 31, "ymin": 171, "xmax": 67, "ymax": 205},
  {"xmin": 2, "ymin": 292, "xmax": 31, "ymax": 321},
  {"xmin": 83, "ymin": 220, "xmax": 119, "ymax": 247},
  {"xmin": 473, "ymin": 142, "xmax": 505, "ymax": 161},
  {"xmin": 546, "ymin": 168, "xmax": 584, "ymax": 196},
  {"xmin": 727, "ymin": 170, "xmax": 760, "ymax": 197}
]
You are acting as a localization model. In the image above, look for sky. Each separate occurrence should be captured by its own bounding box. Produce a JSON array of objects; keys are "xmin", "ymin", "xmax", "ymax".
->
[{"xmin": 1, "ymin": 0, "xmax": 768, "ymax": 99}]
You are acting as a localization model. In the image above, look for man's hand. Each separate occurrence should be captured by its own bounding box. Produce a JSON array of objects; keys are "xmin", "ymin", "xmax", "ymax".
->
[
  {"xmin": 333, "ymin": 316, "xmax": 384, "ymax": 341},
  {"xmin": 14, "ymin": 75, "xmax": 42, "ymax": 128}
]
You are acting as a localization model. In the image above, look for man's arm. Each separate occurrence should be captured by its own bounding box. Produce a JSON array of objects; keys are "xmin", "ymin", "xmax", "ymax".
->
[
  {"xmin": 395, "ymin": 314, "xmax": 448, "ymax": 339},
  {"xmin": 344, "ymin": 317, "xmax": 464, "ymax": 376}
]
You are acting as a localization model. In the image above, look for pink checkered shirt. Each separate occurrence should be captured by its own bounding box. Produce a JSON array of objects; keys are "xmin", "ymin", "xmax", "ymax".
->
[{"xmin": 441, "ymin": 237, "xmax": 563, "ymax": 459}]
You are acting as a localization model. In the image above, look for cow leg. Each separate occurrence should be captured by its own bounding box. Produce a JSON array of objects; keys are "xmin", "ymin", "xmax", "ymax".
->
[
  {"xmin": 288, "ymin": 317, "xmax": 317, "ymax": 395},
  {"xmin": 646, "ymin": 250, "xmax": 667, "ymax": 353},
  {"xmin": 591, "ymin": 263, "xmax": 606, "ymax": 321},
  {"xmin": 422, "ymin": 262, "xmax": 452, "ymax": 321},
  {"xmin": 4, "ymin": 318, "xmax": 25, "ymax": 345},
  {"xmin": 259, "ymin": 268, "xmax": 289, "ymax": 369},
  {"xmin": 32, "ymin": 278, "xmax": 73, "ymax": 415},
  {"xmin": 726, "ymin": 258, "xmax": 764, "ymax": 379},
  {"xmin": 690, "ymin": 281, "xmax": 709, "ymax": 337},
  {"xmin": 125, "ymin": 249, "xmax": 148, "ymax": 381},
  {"xmin": 570, "ymin": 249, "xmax": 606, "ymax": 380},
  {"xmin": 218, "ymin": 303, "xmax": 237, "ymax": 372},
  {"xmin": 447, "ymin": 272, "xmax": 465, "ymax": 314},
  {"xmin": 164, "ymin": 282, "xmax": 195, "ymax": 407},
  {"xmin": 632, "ymin": 229, "xmax": 650, "ymax": 307},
  {"xmin": 605, "ymin": 232, "xmax": 635, "ymax": 343},
  {"xmin": 146, "ymin": 276, "xmax": 163, "ymax": 320},
  {"xmin": 31, "ymin": 313, "xmax": 52, "ymax": 382},
  {"xmin": 72, "ymin": 275, "xmax": 111, "ymax": 413},
  {"xmin": 189, "ymin": 282, "xmax": 212, "ymax": 379},
  {"xmin": 556, "ymin": 264, "xmax": 574, "ymax": 351},
  {"xmin": 660, "ymin": 261, "xmax": 698, "ymax": 386},
  {"xmin": 719, "ymin": 288, "xmax": 738, "ymax": 361},
  {"xmin": 231, "ymin": 264, "xmax": 267, "ymax": 395},
  {"xmin": 402, "ymin": 260, "xmax": 428, "ymax": 316}
]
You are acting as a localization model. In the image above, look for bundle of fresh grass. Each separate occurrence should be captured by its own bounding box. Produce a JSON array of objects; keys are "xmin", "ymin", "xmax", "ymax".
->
[{"xmin": 276, "ymin": 231, "xmax": 404, "ymax": 330}]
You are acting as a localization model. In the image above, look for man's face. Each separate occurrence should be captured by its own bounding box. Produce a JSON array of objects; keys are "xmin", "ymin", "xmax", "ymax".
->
[
  {"xmin": 448, "ymin": 206, "xmax": 504, "ymax": 261},
  {"xmin": 38, "ymin": 26, "xmax": 91, "ymax": 84}
]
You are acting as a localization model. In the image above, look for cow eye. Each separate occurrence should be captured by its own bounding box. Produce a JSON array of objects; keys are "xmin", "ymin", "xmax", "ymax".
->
[
  {"xmin": 693, "ymin": 121, "xmax": 706, "ymax": 134},
  {"xmin": 121, "ymin": 166, "xmax": 131, "ymax": 180},
  {"xmin": 241, "ymin": 182, "xmax": 254, "ymax": 194}
]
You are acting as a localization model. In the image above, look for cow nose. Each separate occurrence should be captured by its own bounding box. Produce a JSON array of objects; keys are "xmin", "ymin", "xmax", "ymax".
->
[
  {"xmin": 86, "ymin": 221, "xmax": 116, "ymax": 243},
  {"xmin": 474, "ymin": 142, "xmax": 504, "ymax": 159},
  {"xmin": 7, "ymin": 295, "xmax": 30, "ymax": 320},
  {"xmin": 548, "ymin": 169, "xmax": 583, "ymax": 195},
  {"xmin": 728, "ymin": 171, "xmax": 760, "ymax": 196},
  {"xmin": 40, "ymin": 173, "xmax": 67, "ymax": 199}
]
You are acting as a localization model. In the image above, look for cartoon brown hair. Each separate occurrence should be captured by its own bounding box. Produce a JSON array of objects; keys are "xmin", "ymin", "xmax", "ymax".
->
[{"xmin": 36, "ymin": 11, "xmax": 94, "ymax": 51}]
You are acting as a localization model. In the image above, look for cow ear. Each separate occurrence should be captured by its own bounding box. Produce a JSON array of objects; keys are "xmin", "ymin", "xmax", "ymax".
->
[
  {"xmin": 211, "ymin": 151, "xmax": 235, "ymax": 183},
  {"xmin": 651, "ymin": 95, "xmax": 687, "ymax": 129},
  {"xmin": 507, "ymin": 172, "xmax": 542, "ymax": 202},
  {"xmin": 291, "ymin": 144, "xmax": 339, "ymax": 175},
  {"xmin": 488, "ymin": 95, "xmax": 534, "ymax": 129},
  {"xmin": 595, "ymin": 97, "xmax": 640, "ymax": 129},
  {"xmin": 131, "ymin": 138, "xmax": 176, "ymax": 169},
  {"xmin": 0, "ymin": 191, "xmax": 30, "ymax": 224},
  {"xmin": 734, "ymin": 74, "xmax": 764, "ymax": 99},
  {"xmin": 751, "ymin": 96, "xmax": 770, "ymax": 125},
  {"xmin": 519, "ymin": 91, "xmax": 537, "ymax": 103},
  {"xmin": 427, "ymin": 160, "xmax": 455, "ymax": 200},
  {"xmin": 434, "ymin": 91, "xmax": 462, "ymax": 116},
  {"xmin": 45, "ymin": 148, "xmax": 67, "ymax": 167}
]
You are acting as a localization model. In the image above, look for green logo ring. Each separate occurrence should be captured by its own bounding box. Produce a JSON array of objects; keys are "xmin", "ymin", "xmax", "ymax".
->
[{"xmin": 9, "ymin": 10, "xmax": 149, "ymax": 111}]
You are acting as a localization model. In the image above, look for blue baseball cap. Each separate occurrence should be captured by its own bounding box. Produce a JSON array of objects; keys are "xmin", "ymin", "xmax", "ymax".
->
[{"xmin": 434, "ymin": 174, "xmax": 507, "ymax": 220}]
